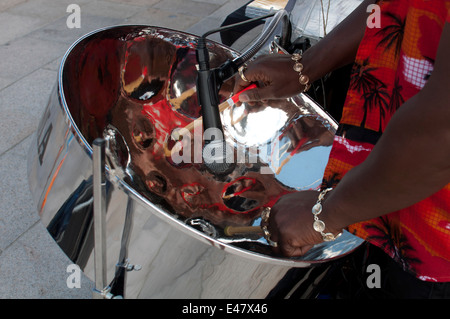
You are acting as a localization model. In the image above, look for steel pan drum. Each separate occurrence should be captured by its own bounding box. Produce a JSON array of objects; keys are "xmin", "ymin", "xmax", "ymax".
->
[{"xmin": 27, "ymin": 25, "xmax": 363, "ymax": 298}]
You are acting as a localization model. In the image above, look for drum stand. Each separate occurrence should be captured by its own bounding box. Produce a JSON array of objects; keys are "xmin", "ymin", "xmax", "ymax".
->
[
  {"xmin": 91, "ymin": 138, "xmax": 110, "ymax": 298},
  {"xmin": 92, "ymin": 138, "xmax": 129, "ymax": 299},
  {"xmin": 92, "ymin": 138, "xmax": 143, "ymax": 299}
]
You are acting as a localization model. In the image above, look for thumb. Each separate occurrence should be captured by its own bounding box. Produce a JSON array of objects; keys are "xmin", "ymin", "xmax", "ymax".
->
[{"xmin": 239, "ymin": 86, "xmax": 273, "ymax": 103}]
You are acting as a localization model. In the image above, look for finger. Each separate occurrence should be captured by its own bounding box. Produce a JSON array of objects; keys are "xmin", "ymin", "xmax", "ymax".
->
[
  {"xmin": 233, "ymin": 69, "xmax": 255, "ymax": 95},
  {"xmin": 233, "ymin": 80, "xmax": 250, "ymax": 96},
  {"xmin": 232, "ymin": 77, "xmax": 255, "ymax": 107},
  {"xmin": 239, "ymin": 86, "xmax": 275, "ymax": 103}
]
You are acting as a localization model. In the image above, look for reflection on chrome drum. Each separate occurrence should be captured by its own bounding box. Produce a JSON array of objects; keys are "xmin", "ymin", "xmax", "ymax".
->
[{"xmin": 27, "ymin": 26, "xmax": 363, "ymax": 298}]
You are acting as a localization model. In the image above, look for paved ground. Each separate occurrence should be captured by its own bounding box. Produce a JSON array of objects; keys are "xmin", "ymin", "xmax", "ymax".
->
[{"xmin": 0, "ymin": 0, "xmax": 252, "ymax": 299}]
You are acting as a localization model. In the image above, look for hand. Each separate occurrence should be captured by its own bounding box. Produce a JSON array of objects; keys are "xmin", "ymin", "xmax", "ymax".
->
[
  {"xmin": 263, "ymin": 190, "xmax": 341, "ymax": 257},
  {"xmin": 233, "ymin": 54, "xmax": 305, "ymax": 104}
]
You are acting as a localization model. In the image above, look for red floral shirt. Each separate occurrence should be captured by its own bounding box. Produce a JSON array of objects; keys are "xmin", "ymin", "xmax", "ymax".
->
[{"xmin": 322, "ymin": 0, "xmax": 450, "ymax": 282}]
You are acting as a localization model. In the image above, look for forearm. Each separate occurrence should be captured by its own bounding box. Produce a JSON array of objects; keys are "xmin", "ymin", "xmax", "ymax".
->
[
  {"xmin": 302, "ymin": 0, "xmax": 375, "ymax": 83},
  {"xmin": 322, "ymin": 24, "xmax": 450, "ymax": 229},
  {"xmin": 324, "ymin": 91, "xmax": 450, "ymax": 229}
]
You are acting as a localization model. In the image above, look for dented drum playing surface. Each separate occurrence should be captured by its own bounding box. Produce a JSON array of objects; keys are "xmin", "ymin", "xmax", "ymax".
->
[{"xmin": 27, "ymin": 26, "xmax": 363, "ymax": 298}]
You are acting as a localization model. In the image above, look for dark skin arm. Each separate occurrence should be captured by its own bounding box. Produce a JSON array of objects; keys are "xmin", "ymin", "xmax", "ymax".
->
[
  {"xmin": 234, "ymin": 0, "xmax": 375, "ymax": 102},
  {"xmin": 324, "ymin": 23, "xmax": 450, "ymax": 229},
  {"xmin": 264, "ymin": 23, "xmax": 450, "ymax": 257}
]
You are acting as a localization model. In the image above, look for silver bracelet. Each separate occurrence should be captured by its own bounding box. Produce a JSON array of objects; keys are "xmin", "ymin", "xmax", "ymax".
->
[
  {"xmin": 261, "ymin": 207, "xmax": 278, "ymax": 247},
  {"xmin": 312, "ymin": 188, "xmax": 342, "ymax": 242}
]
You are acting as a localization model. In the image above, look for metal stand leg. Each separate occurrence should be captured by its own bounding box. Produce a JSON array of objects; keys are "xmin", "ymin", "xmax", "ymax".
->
[
  {"xmin": 92, "ymin": 138, "xmax": 133, "ymax": 299},
  {"xmin": 92, "ymin": 138, "xmax": 109, "ymax": 299}
]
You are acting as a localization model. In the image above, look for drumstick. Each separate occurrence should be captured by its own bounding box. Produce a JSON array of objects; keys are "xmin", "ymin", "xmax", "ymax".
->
[
  {"xmin": 224, "ymin": 225, "xmax": 262, "ymax": 237},
  {"xmin": 230, "ymin": 110, "xmax": 247, "ymax": 126},
  {"xmin": 275, "ymin": 137, "xmax": 309, "ymax": 175},
  {"xmin": 171, "ymin": 84, "xmax": 257, "ymax": 141},
  {"xmin": 123, "ymin": 74, "xmax": 145, "ymax": 94},
  {"xmin": 169, "ymin": 86, "xmax": 197, "ymax": 110}
]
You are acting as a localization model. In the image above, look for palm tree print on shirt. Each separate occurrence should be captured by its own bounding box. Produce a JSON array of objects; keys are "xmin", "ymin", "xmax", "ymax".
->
[
  {"xmin": 376, "ymin": 12, "xmax": 406, "ymax": 58},
  {"xmin": 350, "ymin": 58, "xmax": 390, "ymax": 131},
  {"xmin": 362, "ymin": 84, "xmax": 390, "ymax": 132},
  {"xmin": 389, "ymin": 77, "xmax": 405, "ymax": 112},
  {"xmin": 350, "ymin": 58, "xmax": 386, "ymax": 96},
  {"xmin": 363, "ymin": 216, "xmax": 422, "ymax": 274}
]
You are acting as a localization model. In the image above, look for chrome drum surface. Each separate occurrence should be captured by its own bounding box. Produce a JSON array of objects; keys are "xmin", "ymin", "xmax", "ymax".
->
[{"xmin": 27, "ymin": 25, "xmax": 363, "ymax": 298}]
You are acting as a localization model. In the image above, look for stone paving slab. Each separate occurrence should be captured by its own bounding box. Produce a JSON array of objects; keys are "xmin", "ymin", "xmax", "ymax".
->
[
  {"xmin": 28, "ymin": 14, "xmax": 124, "ymax": 45},
  {"xmin": 0, "ymin": 136, "xmax": 39, "ymax": 252},
  {"xmin": 0, "ymin": 221, "xmax": 94, "ymax": 299},
  {"xmin": 0, "ymin": 68, "xmax": 57, "ymax": 156},
  {"xmin": 0, "ymin": 77, "xmax": 10, "ymax": 91},
  {"xmin": 0, "ymin": 36, "xmax": 67, "ymax": 85},
  {"xmin": 123, "ymin": 7, "xmax": 202, "ymax": 31},
  {"xmin": 0, "ymin": 0, "xmax": 27, "ymax": 12},
  {"xmin": 82, "ymin": 0, "xmax": 143, "ymax": 20},
  {"xmin": 8, "ymin": 0, "xmax": 90, "ymax": 21},
  {"xmin": 153, "ymin": 0, "xmax": 222, "ymax": 17},
  {"xmin": 0, "ymin": 12, "xmax": 46, "ymax": 46}
]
